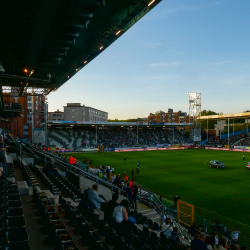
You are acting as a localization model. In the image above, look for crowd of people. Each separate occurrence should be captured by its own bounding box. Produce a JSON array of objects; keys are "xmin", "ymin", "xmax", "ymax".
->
[
  {"xmin": 48, "ymin": 127, "xmax": 191, "ymax": 149},
  {"xmin": 206, "ymin": 133, "xmax": 247, "ymax": 147},
  {"xmin": 188, "ymin": 223, "xmax": 245, "ymax": 250}
]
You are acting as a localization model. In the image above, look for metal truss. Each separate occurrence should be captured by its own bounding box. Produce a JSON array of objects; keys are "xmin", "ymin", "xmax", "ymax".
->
[
  {"xmin": 2, "ymin": 86, "xmax": 52, "ymax": 96},
  {"xmin": 55, "ymin": 0, "xmax": 162, "ymax": 88},
  {"xmin": 31, "ymin": 94, "xmax": 48, "ymax": 144}
]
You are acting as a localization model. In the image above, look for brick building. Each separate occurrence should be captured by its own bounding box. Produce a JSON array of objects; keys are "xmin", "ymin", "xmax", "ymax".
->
[
  {"xmin": 0, "ymin": 94, "xmax": 47, "ymax": 140},
  {"xmin": 48, "ymin": 109, "xmax": 64, "ymax": 121},
  {"xmin": 148, "ymin": 108, "xmax": 193, "ymax": 124}
]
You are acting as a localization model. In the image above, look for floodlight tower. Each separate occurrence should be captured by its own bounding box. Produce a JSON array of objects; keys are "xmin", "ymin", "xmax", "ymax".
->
[{"xmin": 188, "ymin": 92, "xmax": 201, "ymax": 142}]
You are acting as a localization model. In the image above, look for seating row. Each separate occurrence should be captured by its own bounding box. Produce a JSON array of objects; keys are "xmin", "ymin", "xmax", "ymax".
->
[
  {"xmin": 0, "ymin": 160, "xmax": 30, "ymax": 249},
  {"xmin": 4, "ymin": 155, "xmax": 15, "ymax": 178},
  {"xmin": 33, "ymin": 187, "xmax": 79, "ymax": 250},
  {"xmin": 20, "ymin": 160, "xmax": 39, "ymax": 186},
  {"xmin": 32, "ymin": 165, "xmax": 61, "ymax": 195},
  {"xmin": 45, "ymin": 170, "xmax": 81, "ymax": 202}
]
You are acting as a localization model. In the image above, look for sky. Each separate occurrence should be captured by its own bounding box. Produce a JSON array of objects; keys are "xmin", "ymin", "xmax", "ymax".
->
[{"xmin": 48, "ymin": 0, "xmax": 250, "ymax": 119}]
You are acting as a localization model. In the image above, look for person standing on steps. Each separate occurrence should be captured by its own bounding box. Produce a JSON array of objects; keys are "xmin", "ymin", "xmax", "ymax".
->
[{"xmin": 131, "ymin": 181, "xmax": 138, "ymax": 210}]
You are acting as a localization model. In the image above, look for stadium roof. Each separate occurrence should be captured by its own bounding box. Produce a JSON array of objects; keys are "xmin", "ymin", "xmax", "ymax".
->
[
  {"xmin": 198, "ymin": 112, "xmax": 250, "ymax": 120},
  {"xmin": 0, "ymin": 0, "xmax": 161, "ymax": 96},
  {"xmin": 48, "ymin": 121, "xmax": 193, "ymax": 127}
]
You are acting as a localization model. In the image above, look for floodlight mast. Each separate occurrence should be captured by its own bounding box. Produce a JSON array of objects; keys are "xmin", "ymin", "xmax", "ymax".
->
[
  {"xmin": 188, "ymin": 92, "xmax": 201, "ymax": 144},
  {"xmin": 188, "ymin": 92, "xmax": 201, "ymax": 127}
]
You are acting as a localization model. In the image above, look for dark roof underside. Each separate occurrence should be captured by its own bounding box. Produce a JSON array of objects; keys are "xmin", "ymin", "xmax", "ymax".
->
[{"xmin": 0, "ymin": 0, "xmax": 161, "ymax": 93}]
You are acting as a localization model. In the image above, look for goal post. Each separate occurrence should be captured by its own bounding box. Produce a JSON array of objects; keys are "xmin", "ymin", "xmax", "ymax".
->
[{"xmin": 177, "ymin": 200, "xmax": 194, "ymax": 227}]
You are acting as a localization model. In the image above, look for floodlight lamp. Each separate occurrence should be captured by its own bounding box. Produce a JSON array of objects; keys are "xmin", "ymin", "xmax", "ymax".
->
[
  {"xmin": 188, "ymin": 92, "xmax": 197, "ymax": 101},
  {"xmin": 116, "ymin": 30, "xmax": 121, "ymax": 35},
  {"xmin": 148, "ymin": 0, "xmax": 155, "ymax": 6},
  {"xmin": 99, "ymin": 46, "xmax": 103, "ymax": 50}
]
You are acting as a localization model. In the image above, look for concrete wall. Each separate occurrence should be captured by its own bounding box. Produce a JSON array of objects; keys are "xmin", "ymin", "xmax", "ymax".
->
[{"xmin": 64, "ymin": 106, "xmax": 84, "ymax": 121}]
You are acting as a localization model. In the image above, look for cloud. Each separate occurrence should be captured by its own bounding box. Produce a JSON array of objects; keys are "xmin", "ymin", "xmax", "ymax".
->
[
  {"xmin": 150, "ymin": 62, "xmax": 182, "ymax": 67},
  {"xmin": 199, "ymin": 60, "xmax": 237, "ymax": 66},
  {"xmin": 168, "ymin": 50, "xmax": 183, "ymax": 55}
]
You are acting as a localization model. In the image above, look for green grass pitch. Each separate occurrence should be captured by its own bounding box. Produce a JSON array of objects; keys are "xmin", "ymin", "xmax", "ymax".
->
[{"xmin": 69, "ymin": 149, "xmax": 250, "ymax": 231}]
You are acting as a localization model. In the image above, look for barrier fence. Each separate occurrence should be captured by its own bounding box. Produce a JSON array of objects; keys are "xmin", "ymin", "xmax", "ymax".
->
[{"xmin": 177, "ymin": 200, "xmax": 194, "ymax": 227}]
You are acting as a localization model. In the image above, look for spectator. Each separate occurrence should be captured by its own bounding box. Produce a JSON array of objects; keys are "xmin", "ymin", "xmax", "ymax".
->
[
  {"xmin": 112, "ymin": 199, "xmax": 129, "ymax": 223},
  {"xmin": 170, "ymin": 227, "xmax": 181, "ymax": 245},
  {"xmin": 98, "ymin": 172, "xmax": 102, "ymax": 179},
  {"xmin": 45, "ymin": 158, "xmax": 55, "ymax": 172},
  {"xmin": 213, "ymin": 238, "xmax": 227, "ymax": 250},
  {"xmin": 231, "ymin": 227, "xmax": 240, "ymax": 244},
  {"xmin": 114, "ymin": 174, "xmax": 123, "ymax": 189},
  {"xmin": 129, "ymin": 178, "xmax": 134, "ymax": 187},
  {"xmin": 230, "ymin": 245, "xmax": 240, "ymax": 250},
  {"xmin": 191, "ymin": 232, "xmax": 207, "ymax": 250},
  {"xmin": 0, "ymin": 135, "xmax": 6, "ymax": 161},
  {"xmin": 205, "ymin": 236, "xmax": 213, "ymax": 250},
  {"xmin": 88, "ymin": 184, "xmax": 106, "ymax": 209},
  {"xmin": 189, "ymin": 223, "xmax": 199, "ymax": 237},
  {"xmin": 111, "ymin": 174, "xmax": 116, "ymax": 183},
  {"xmin": 52, "ymin": 166, "xmax": 59, "ymax": 176},
  {"xmin": 125, "ymin": 183, "xmax": 133, "ymax": 207},
  {"xmin": 131, "ymin": 181, "xmax": 138, "ymax": 210},
  {"xmin": 104, "ymin": 192, "xmax": 119, "ymax": 221},
  {"xmin": 210, "ymin": 232, "xmax": 219, "ymax": 247},
  {"xmin": 161, "ymin": 218, "xmax": 173, "ymax": 239}
]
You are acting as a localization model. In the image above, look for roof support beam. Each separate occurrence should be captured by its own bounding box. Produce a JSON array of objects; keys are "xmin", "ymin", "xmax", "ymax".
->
[
  {"xmin": 26, "ymin": 0, "xmax": 62, "ymax": 69},
  {"xmin": 63, "ymin": 11, "xmax": 93, "ymax": 18}
]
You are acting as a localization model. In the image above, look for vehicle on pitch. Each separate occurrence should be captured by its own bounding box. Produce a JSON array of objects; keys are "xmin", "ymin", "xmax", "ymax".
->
[
  {"xmin": 246, "ymin": 162, "xmax": 250, "ymax": 170},
  {"xmin": 209, "ymin": 160, "xmax": 226, "ymax": 169}
]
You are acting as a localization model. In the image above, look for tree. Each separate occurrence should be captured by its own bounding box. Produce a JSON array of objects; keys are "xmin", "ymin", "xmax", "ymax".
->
[
  {"xmin": 155, "ymin": 110, "xmax": 164, "ymax": 115},
  {"xmin": 196, "ymin": 110, "xmax": 218, "ymax": 130},
  {"xmin": 108, "ymin": 117, "xmax": 144, "ymax": 122}
]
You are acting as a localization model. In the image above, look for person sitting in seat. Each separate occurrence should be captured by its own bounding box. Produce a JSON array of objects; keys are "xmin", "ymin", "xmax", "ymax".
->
[
  {"xmin": 191, "ymin": 232, "xmax": 207, "ymax": 250},
  {"xmin": 161, "ymin": 218, "xmax": 173, "ymax": 239},
  {"xmin": 170, "ymin": 227, "xmax": 181, "ymax": 245},
  {"xmin": 213, "ymin": 238, "xmax": 227, "ymax": 250},
  {"xmin": 104, "ymin": 192, "xmax": 119, "ymax": 221},
  {"xmin": 112, "ymin": 199, "xmax": 129, "ymax": 224},
  {"xmin": 188, "ymin": 222, "xmax": 199, "ymax": 237},
  {"xmin": 88, "ymin": 184, "xmax": 106, "ymax": 209}
]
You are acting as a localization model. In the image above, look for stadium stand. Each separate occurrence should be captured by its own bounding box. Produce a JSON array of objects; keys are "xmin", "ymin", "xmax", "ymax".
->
[
  {"xmin": 1, "ymin": 135, "xmax": 248, "ymax": 250},
  {"xmin": 48, "ymin": 127, "xmax": 191, "ymax": 150},
  {"xmin": 206, "ymin": 133, "xmax": 248, "ymax": 147}
]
